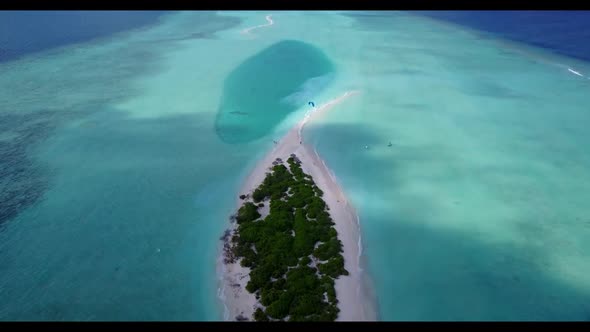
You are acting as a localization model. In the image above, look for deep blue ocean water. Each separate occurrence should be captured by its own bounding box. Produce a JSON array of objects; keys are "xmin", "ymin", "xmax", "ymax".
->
[
  {"xmin": 0, "ymin": 11, "xmax": 168, "ymax": 63},
  {"xmin": 416, "ymin": 11, "xmax": 590, "ymax": 63},
  {"xmin": 4, "ymin": 11, "xmax": 590, "ymax": 65}
]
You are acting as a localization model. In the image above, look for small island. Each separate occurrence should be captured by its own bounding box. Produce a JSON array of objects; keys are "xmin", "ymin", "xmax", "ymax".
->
[{"xmin": 223, "ymin": 155, "xmax": 348, "ymax": 321}]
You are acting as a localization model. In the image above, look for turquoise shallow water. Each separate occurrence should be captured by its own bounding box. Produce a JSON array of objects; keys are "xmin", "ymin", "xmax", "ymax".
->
[
  {"xmin": 307, "ymin": 12, "xmax": 590, "ymax": 320},
  {"xmin": 0, "ymin": 11, "xmax": 335, "ymax": 321},
  {"xmin": 1, "ymin": 11, "xmax": 590, "ymax": 321},
  {"xmin": 0, "ymin": 12, "xmax": 259, "ymax": 320}
]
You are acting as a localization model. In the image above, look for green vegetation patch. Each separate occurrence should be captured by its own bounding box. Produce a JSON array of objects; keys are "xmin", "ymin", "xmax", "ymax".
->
[{"xmin": 229, "ymin": 155, "xmax": 348, "ymax": 321}]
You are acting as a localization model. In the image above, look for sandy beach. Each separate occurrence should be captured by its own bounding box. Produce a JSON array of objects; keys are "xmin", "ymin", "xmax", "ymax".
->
[
  {"xmin": 240, "ymin": 15, "xmax": 274, "ymax": 35},
  {"xmin": 219, "ymin": 91, "xmax": 377, "ymax": 321}
]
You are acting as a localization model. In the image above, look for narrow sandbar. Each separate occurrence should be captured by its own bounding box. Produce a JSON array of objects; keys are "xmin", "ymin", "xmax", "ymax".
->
[{"xmin": 219, "ymin": 91, "xmax": 377, "ymax": 321}]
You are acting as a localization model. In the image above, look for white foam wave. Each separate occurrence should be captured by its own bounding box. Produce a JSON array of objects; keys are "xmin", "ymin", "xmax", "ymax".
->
[
  {"xmin": 216, "ymin": 247, "xmax": 230, "ymax": 321},
  {"xmin": 240, "ymin": 15, "xmax": 274, "ymax": 35},
  {"xmin": 568, "ymin": 68, "xmax": 584, "ymax": 77}
]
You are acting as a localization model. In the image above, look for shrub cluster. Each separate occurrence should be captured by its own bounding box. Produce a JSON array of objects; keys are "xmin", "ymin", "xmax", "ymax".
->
[{"xmin": 231, "ymin": 156, "xmax": 348, "ymax": 321}]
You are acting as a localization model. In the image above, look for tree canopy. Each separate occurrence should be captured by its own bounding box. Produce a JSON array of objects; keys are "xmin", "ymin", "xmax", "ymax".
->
[{"xmin": 230, "ymin": 155, "xmax": 348, "ymax": 321}]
